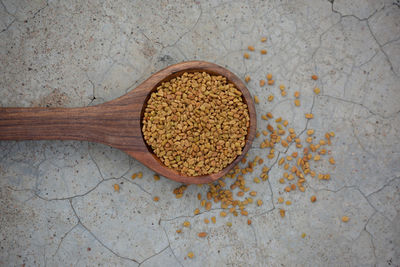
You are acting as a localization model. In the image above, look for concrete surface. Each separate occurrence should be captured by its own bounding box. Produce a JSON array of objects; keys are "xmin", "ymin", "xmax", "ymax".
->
[{"xmin": 1, "ymin": 0, "xmax": 399, "ymax": 266}]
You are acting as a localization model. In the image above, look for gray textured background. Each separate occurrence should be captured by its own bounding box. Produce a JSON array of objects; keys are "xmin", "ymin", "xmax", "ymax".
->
[{"xmin": 0, "ymin": 0, "xmax": 399, "ymax": 266}]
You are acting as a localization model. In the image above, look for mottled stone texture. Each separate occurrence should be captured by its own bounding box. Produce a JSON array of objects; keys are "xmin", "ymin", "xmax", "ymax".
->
[{"xmin": 1, "ymin": 0, "xmax": 399, "ymax": 266}]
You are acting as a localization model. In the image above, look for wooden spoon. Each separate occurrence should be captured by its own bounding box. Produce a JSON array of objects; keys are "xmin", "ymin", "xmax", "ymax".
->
[{"xmin": 0, "ymin": 61, "xmax": 256, "ymax": 184}]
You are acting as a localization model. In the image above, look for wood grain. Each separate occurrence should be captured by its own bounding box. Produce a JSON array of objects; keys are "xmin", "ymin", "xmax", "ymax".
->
[{"xmin": 0, "ymin": 61, "xmax": 256, "ymax": 184}]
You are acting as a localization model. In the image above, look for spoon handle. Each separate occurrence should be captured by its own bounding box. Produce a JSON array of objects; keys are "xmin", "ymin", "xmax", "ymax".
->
[{"xmin": 0, "ymin": 106, "xmax": 102, "ymax": 142}]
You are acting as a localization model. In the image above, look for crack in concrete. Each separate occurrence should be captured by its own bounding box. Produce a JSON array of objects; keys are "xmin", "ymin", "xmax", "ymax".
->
[
  {"xmin": 366, "ymin": 176, "xmax": 400, "ymax": 198},
  {"xmin": 137, "ymin": 245, "xmax": 170, "ymax": 267},
  {"xmin": 160, "ymin": 226, "xmax": 183, "ymax": 267},
  {"xmin": 53, "ymin": 223, "xmax": 79, "ymax": 257},
  {"xmin": 69, "ymin": 199, "xmax": 139, "ymax": 264},
  {"xmin": 121, "ymin": 176, "xmax": 151, "ymax": 196},
  {"xmin": 160, "ymin": 208, "xmax": 224, "ymax": 222}
]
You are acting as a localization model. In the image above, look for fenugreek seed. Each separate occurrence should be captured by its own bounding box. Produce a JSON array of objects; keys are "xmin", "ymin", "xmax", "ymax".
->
[
  {"xmin": 307, "ymin": 129, "xmax": 315, "ymax": 136},
  {"xmin": 314, "ymin": 87, "xmax": 320, "ymax": 94},
  {"xmin": 226, "ymin": 222, "xmax": 233, "ymax": 227},
  {"xmin": 211, "ymin": 216, "xmax": 216, "ymax": 224},
  {"xmin": 311, "ymin": 75, "xmax": 318, "ymax": 80},
  {"xmin": 250, "ymin": 191, "xmax": 257, "ymax": 196},
  {"xmin": 138, "ymin": 172, "xmax": 143, "ymax": 178},
  {"xmin": 278, "ymin": 158, "xmax": 285, "ymax": 165},
  {"xmin": 305, "ymin": 113, "xmax": 314, "ymax": 119},
  {"xmin": 256, "ymin": 132, "xmax": 260, "ymax": 138},
  {"xmin": 176, "ymin": 229, "xmax": 182, "ymax": 233},
  {"xmin": 257, "ymin": 199, "xmax": 263, "ymax": 206},
  {"xmin": 281, "ymin": 90, "xmax": 287, "ymax": 96},
  {"xmin": 131, "ymin": 173, "xmax": 137, "ymax": 180},
  {"xmin": 197, "ymin": 193, "xmax": 202, "ymax": 200},
  {"xmin": 266, "ymin": 73, "xmax": 272, "ymax": 80},
  {"xmin": 244, "ymin": 53, "xmax": 250, "ymax": 59},
  {"xmin": 153, "ymin": 174, "xmax": 160, "ymax": 181},
  {"xmin": 187, "ymin": 252, "xmax": 194, "ymax": 259},
  {"xmin": 314, "ymin": 155, "xmax": 321, "ymax": 161},
  {"xmin": 284, "ymin": 163, "xmax": 289, "ymax": 170},
  {"xmin": 275, "ymin": 117, "xmax": 282, "ymax": 123},
  {"xmin": 294, "ymin": 91, "xmax": 300, "ymax": 98},
  {"xmin": 198, "ymin": 232, "xmax": 207, "ymax": 238},
  {"xmin": 247, "ymin": 219, "xmax": 252, "ymax": 225},
  {"xmin": 248, "ymin": 46, "xmax": 255, "ymax": 51},
  {"xmin": 268, "ymin": 80, "xmax": 274, "ymax": 85},
  {"xmin": 267, "ymin": 112, "xmax": 273, "ymax": 118},
  {"xmin": 261, "ymin": 37, "xmax": 267, "ymax": 42},
  {"xmin": 201, "ymin": 199, "xmax": 206, "ymax": 207},
  {"xmin": 280, "ymin": 209, "xmax": 286, "ymax": 217},
  {"xmin": 268, "ymin": 95, "xmax": 274, "ymax": 101},
  {"xmin": 260, "ymin": 80, "xmax": 265, "ymax": 86},
  {"xmin": 278, "ymin": 197, "xmax": 284, "ymax": 203},
  {"xmin": 205, "ymin": 202, "xmax": 212, "ymax": 210},
  {"xmin": 183, "ymin": 221, "xmax": 190, "ymax": 227},
  {"xmin": 245, "ymin": 76, "xmax": 251, "ymax": 83},
  {"xmin": 285, "ymin": 186, "xmax": 291, "ymax": 192},
  {"xmin": 342, "ymin": 216, "xmax": 350, "ymax": 222},
  {"xmin": 241, "ymin": 210, "xmax": 248, "ymax": 216},
  {"xmin": 204, "ymin": 218, "xmax": 209, "ymax": 224},
  {"xmin": 254, "ymin": 177, "xmax": 261, "ymax": 183},
  {"xmin": 194, "ymin": 208, "xmax": 200, "ymax": 215},
  {"xmin": 285, "ymin": 200, "xmax": 292, "ymax": 205},
  {"xmin": 291, "ymin": 184, "xmax": 296, "ymax": 190},
  {"xmin": 113, "ymin": 184, "xmax": 120, "ymax": 192},
  {"xmin": 310, "ymin": 195, "xmax": 316, "ymax": 202},
  {"xmin": 220, "ymin": 211, "xmax": 227, "ymax": 217},
  {"xmin": 329, "ymin": 132, "xmax": 335, "ymax": 137},
  {"xmin": 260, "ymin": 49, "xmax": 267, "ymax": 54},
  {"xmin": 301, "ymin": 233, "xmax": 306, "ymax": 238},
  {"xmin": 279, "ymin": 84, "xmax": 285, "ymax": 90},
  {"xmin": 294, "ymin": 99, "xmax": 300, "ymax": 106},
  {"xmin": 279, "ymin": 178, "xmax": 285, "ymax": 184},
  {"xmin": 254, "ymin": 95, "xmax": 260, "ymax": 104},
  {"xmin": 329, "ymin": 157, "xmax": 335, "ymax": 164},
  {"xmin": 299, "ymin": 186, "xmax": 305, "ymax": 192},
  {"xmin": 153, "ymin": 196, "xmax": 160, "ymax": 202}
]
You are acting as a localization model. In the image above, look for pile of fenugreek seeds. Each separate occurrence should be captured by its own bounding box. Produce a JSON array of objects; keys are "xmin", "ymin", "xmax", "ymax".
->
[
  {"xmin": 142, "ymin": 72, "xmax": 250, "ymax": 176},
  {"xmin": 127, "ymin": 36, "xmax": 342, "ymax": 261}
]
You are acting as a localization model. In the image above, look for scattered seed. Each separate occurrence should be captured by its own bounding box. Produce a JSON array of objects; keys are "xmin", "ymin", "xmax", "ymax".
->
[
  {"xmin": 310, "ymin": 195, "xmax": 316, "ymax": 202},
  {"xmin": 268, "ymin": 95, "xmax": 274, "ymax": 101},
  {"xmin": 301, "ymin": 233, "xmax": 306, "ymax": 238},
  {"xmin": 226, "ymin": 222, "xmax": 232, "ymax": 227},
  {"xmin": 138, "ymin": 172, "xmax": 143, "ymax": 178},
  {"xmin": 260, "ymin": 49, "xmax": 267, "ymax": 54},
  {"xmin": 329, "ymin": 157, "xmax": 335, "ymax": 164},
  {"xmin": 245, "ymin": 75, "xmax": 251, "ymax": 83},
  {"xmin": 176, "ymin": 229, "xmax": 182, "ymax": 233},
  {"xmin": 247, "ymin": 219, "xmax": 252, "ymax": 225},
  {"xmin": 311, "ymin": 75, "xmax": 318, "ymax": 80},
  {"xmin": 131, "ymin": 173, "xmax": 137, "ymax": 180},
  {"xmin": 244, "ymin": 53, "xmax": 250, "ymax": 59},
  {"xmin": 260, "ymin": 80, "xmax": 265, "ymax": 86},
  {"xmin": 294, "ymin": 99, "xmax": 300, "ymax": 106},
  {"xmin": 294, "ymin": 91, "xmax": 300, "ymax": 98},
  {"xmin": 261, "ymin": 37, "xmax": 267, "ymax": 42},
  {"xmin": 342, "ymin": 216, "xmax": 350, "ymax": 222},
  {"xmin": 194, "ymin": 208, "xmax": 200, "ymax": 215},
  {"xmin": 254, "ymin": 95, "xmax": 260, "ymax": 104},
  {"xmin": 278, "ymin": 197, "xmax": 284, "ymax": 203},
  {"xmin": 266, "ymin": 73, "xmax": 272, "ymax": 80},
  {"xmin": 153, "ymin": 196, "xmax": 160, "ymax": 202},
  {"xmin": 204, "ymin": 218, "xmax": 209, "ymax": 224},
  {"xmin": 248, "ymin": 46, "xmax": 255, "ymax": 51},
  {"xmin": 220, "ymin": 211, "xmax": 227, "ymax": 217},
  {"xmin": 257, "ymin": 199, "xmax": 263, "ymax": 206},
  {"xmin": 211, "ymin": 216, "xmax": 216, "ymax": 224},
  {"xmin": 153, "ymin": 174, "xmax": 160, "ymax": 181},
  {"xmin": 187, "ymin": 252, "xmax": 194, "ymax": 259},
  {"xmin": 314, "ymin": 87, "xmax": 320, "ymax": 94},
  {"xmin": 286, "ymin": 200, "xmax": 292, "ymax": 205},
  {"xmin": 183, "ymin": 221, "xmax": 191, "ymax": 227},
  {"xmin": 268, "ymin": 80, "xmax": 274, "ymax": 85},
  {"xmin": 280, "ymin": 209, "xmax": 286, "ymax": 217},
  {"xmin": 305, "ymin": 113, "xmax": 314, "ymax": 119}
]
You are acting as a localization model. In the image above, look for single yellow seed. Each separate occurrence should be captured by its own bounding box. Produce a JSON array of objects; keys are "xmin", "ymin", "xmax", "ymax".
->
[
  {"xmin": 285, "ymin": 200, "xmax": 292, "ymax": 205},
  {"xmin": 280, "ymin": 209, "xmax": 285, "ymax": 217},
  {"xmin": 183, "ymin": 221, "xmax": 190, "ymax": 227},
  {"xmin": 250, "ymin": 191, "xmax": 257, "ymax": 196},
  {"xmin": 260, "ymin": 79, "xmax": 265, "ymax": 86},
  {"xmin": 305, "ymin": 113, "xmax": 314, "ymax": 119},
  {"xmin": 198, "ymin": 232, "xmax": 207, "ymax": 238},
  {"xmin": 267, "ymin": 112, "xmax": 273, "ymax": 118},
  {"xmin": 153, "ymin": 196, "xmax": 160, "ymax": 202},
  {"xmin": 261, "ymin": 37, "xmax": 267, "ymax": 42},
  {"xmin": 241, "ymin": 210, "xmax": 248, "ymax": 216},
  {"xmin": 204, "ymin": 218, "xmax": 209, "ymax": 224},
  {"xmin": 131, "ymin": 173, "xmax": 137, "ymax": 180},
  {"xmin": 307, "ymin": 129, "xmax": 315, "ymax": 136},
  {"xmin": 194, "ymin": 208, "xmax": 200, "ymax": 215},
  {"xmin": 247, "ymin": 219, "xmax": 252, "ymax": 225},
  {"xmin": 211, "ymin": 216, "xmax": 216, "ymax": 224},
  {"xmin": 268, "ymin": 79, "xmax": 274, "ymax": 85},
  {"xmin": 257, "ymin": 199, "xmax": 263, "ymax": 206},
  {"xmin": 294, "ymin": 91, "xmax": 300, "ymax": 98},
  {"xmin": 256, "ymin": 132, "xmax": 260, "ymax": 138},
  {"xmin": 301, "ymin": 233, "xmax": 306, "ymax": 238},
  {"xmin": 197, "ymin": 193, "xmax": 202, "ymax": 200},
  {"xmin": 205, "ymin": 202, "xmax": 212, "ymax": 210},
  {"xmin": 314, "ymin": 87, "xmax": 320, "ymax": 94},
  {"xmin": 138, "ymin": 172, "xmax": 143, "ymax": 178},
  {"xmin": 245, "ymin": 75, "xmax": 251, "ymax": 83},
  {"xmin": 260, "ymin": 49, "xmax": 267, "ymax": 54},
  {"xmin": 254, "ymin": 177, "xmax": 261, "ymax": 183},
  {"xmin": 329, "ymin": 131, "xmax": 335, "ymax": 137},
  {"xmin": 311, "ymin": 75, "xmax": 318, "ymax": 80},
  {"xmin": 153, "ymin": 174, "xmax": 160, "ymax": 181},
  {"xmin": 248, "ymin": 45, "xmax": 255, "ymax": 51},
  {"xmin": 268, "ymin": 95, "xmax": 274, "ymax": 102},
  {"xmin": 266, "ymin": 73, "xmax": 272, "ymax": 80},
  {"xmin": 329, "ymin": 157, "xmax": 336, "ymax": 164},
  {"xmin": 278, "ymin": 158, "xmax": 285, "ymax": 165},
  {"xmin": 261, "ymin": 115, "xmax": 268, "ymax": 120},
  {"xmin": 176, "ymin": 229, "xmax": 182, "ymax": 233},
  {"xmin": 310, "ymin": 195, "xmax": 317, "ymax": 202},
  {"xmin": 278, "ymin": 197, "xmax": 284, "ymax": 203},
  {"xmin": 220, "ymin": 211, "xmax": 227, "ymax": 217},
  {"xmin": 244, "ymin": 53, "xmax": 250, "ymax": 59},
  {"xmin": 279, "ymin": 178, "xmax": 285, "ymax": 184},
  {"xmin": 254, "ymin": 95, "xmax": 260, "ymax": 104},
  {"xmin": 314, "ymin": 155, "xmax": 321, "ymax": 161},
  {"xmin": 294, "ymin": 99, "xmax": 300, "ymax": 106},
  {"xmin": 187, "ymin": 252, "xmax": 194, "ymax": 259},
  {"xmin": 281, "ymin": 90, "xmax": 287, "ymax": 96},
  {"xmin": 113, "ymin": 184, "xmax": 120, "ymax": 192},
  {"xmin": 342, "ymin": 216, "xmax": 350, "ymax": 222},
  {"xmin": 279, "ymin": 84, "xmax": 285, "ymax": 90}
]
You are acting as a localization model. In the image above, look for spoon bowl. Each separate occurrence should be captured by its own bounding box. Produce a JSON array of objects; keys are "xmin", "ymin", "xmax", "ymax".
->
[{"xmin": 0, "ymin": 61, "xmax": 256, "ymax": 184}]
